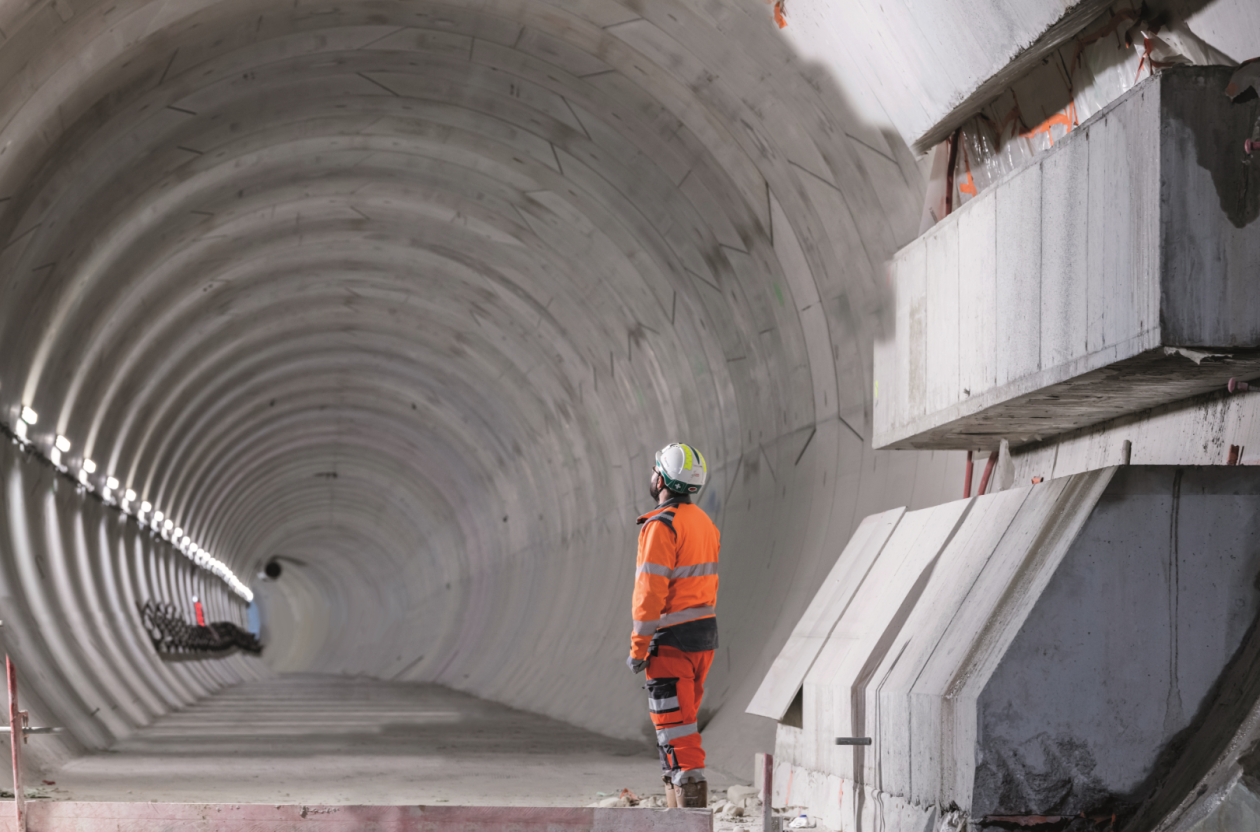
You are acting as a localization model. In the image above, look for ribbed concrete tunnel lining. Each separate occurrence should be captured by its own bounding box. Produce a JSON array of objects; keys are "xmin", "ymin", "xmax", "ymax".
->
[{"xmin": 0, "ymin": 0, "xmax": 965, "ymax": 780}]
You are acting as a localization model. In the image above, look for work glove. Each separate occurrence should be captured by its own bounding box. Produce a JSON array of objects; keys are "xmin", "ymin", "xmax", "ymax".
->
[{"xmin": 627, "ymin": 655, "xmax": 649, "ymax": 674}]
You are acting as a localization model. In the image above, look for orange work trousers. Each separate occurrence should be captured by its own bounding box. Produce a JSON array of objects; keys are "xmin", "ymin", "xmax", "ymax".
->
[{"xmin": 645, "ymin": 646, "xmax": 714, "ymax": 778}]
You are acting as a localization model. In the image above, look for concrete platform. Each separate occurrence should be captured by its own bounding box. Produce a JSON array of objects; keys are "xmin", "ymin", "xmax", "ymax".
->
[
  {"xmin": 0, "ymin": 803, "xmax": 711, "ymax": 832},
  {"xmin": 39, "ymin": 675, "xmax": 728, "ymax": 808},
  {"xmin": 874, "ymin": 67, "xmax": 1260, "ymax": 451}
]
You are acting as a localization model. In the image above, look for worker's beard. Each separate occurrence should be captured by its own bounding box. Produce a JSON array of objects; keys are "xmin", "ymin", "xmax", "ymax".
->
[{"xmin": 649, "ymin": 472, "xmax": 664, "ymax": 501}]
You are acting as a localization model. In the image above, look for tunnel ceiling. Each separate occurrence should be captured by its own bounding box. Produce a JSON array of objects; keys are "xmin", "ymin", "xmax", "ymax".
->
[{"xmin": 0, "ymin": 0, "xmax": 931, "ymax": 761}]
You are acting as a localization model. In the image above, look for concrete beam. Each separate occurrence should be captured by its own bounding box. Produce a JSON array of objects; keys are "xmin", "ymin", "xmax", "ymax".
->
[{"xmin": 875, "ymin": 67, "xmax": 1260, "ymax": 451}]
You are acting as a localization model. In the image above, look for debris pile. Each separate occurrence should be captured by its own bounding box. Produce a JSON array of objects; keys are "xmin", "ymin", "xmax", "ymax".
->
[{"xmin": 711, "ymin": 784, "xmax": 775, "ymax": 830}]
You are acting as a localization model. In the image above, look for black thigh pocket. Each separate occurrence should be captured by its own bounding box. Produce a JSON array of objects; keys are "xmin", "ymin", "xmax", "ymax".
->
[{"xmin": 646, "ymin": 677, "xmax": 681, "ymax": 715}]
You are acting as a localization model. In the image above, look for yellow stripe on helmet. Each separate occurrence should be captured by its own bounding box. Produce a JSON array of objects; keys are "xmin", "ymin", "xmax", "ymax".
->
[{"xmin": 681, "ymin": 444, "xmax": 694, "ymax": 471}]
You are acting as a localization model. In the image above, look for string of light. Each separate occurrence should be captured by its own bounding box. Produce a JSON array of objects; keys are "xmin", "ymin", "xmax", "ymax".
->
[{"xmin": 8, "ymin": 404, "xmax": 254, "ymax": 603}]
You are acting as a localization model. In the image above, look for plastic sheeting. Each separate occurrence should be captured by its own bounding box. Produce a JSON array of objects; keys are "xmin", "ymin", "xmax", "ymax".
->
[{"xmin": 920, "ymin": 2, "xmax": 1240, "ymax": 233}]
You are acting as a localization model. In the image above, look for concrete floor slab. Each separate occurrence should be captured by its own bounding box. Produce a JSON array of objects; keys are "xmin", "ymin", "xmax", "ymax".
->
[
  {"xmin": 0, "ymin": 803, "xmax": 713, "ymax": 832},
  {"xmin": 41, "ymin": 676, "xmax": 734, "ymax": 807}
]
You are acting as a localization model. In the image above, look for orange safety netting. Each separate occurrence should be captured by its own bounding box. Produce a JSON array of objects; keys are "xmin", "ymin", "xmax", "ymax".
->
[
  {"xmin": 773, "ymin": 0, "xmax": 787, "ymax": 29},
  {"xmin": 919, "ymin": 2, "xmax": 1229, "ymax": 234}
]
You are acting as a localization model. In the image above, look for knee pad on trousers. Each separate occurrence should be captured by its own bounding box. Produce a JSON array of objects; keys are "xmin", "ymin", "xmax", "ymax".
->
[{"xmin": 657, "ymin": 742, "xmax": 680, "ymax": 773}]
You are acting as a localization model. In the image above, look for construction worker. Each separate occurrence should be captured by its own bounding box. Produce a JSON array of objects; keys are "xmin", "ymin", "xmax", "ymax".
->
[{"xmin": 626, "ymin": 442, "xmax": 720, "ymax": 809}]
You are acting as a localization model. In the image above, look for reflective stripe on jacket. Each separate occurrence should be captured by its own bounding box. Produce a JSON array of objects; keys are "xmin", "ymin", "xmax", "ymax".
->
[{"xmin": 630, "ymin": 498, "xmax": 720, "ymax": 659}]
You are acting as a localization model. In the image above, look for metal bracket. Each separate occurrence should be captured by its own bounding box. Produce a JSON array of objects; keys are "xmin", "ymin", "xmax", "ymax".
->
[
  {"xmin": 7, "ymin": 655, "xmax": 24, "ymax": 832},
  {"xmin": 0, "ymin": 726, "xmax": 62, "ymax": 736},
  {"xmin": 7, "ymin": 656, "xmax": 62, "ymax": 832}
]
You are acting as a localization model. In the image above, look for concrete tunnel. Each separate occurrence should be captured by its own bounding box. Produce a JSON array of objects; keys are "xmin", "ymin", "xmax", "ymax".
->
[{"xmin": 0, "ymin": 0, "xmax": 1257, "ymax": 829}]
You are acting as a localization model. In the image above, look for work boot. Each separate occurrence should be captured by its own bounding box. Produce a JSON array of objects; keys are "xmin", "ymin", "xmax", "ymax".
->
[
  {"xmin": 678, "ymin": 779, "xmax": 707, "ymax": 808},
  {"xmin": 664, "ymin": 775, "xmax": 678, "ymax": 808}
]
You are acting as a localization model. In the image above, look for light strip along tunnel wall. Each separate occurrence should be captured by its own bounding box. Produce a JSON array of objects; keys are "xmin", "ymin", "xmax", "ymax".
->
[{"xmin": 0, "ymin": 0, "xmax": 965, "ymax": 780}]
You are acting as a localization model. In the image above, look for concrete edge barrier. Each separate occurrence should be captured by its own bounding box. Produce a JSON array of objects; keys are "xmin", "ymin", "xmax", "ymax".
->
[{"xmin": 0, "ymin": 802, "xmax": 713, "ymax": 831}]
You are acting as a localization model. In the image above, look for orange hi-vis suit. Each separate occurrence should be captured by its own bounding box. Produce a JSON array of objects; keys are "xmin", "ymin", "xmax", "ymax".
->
[{"xmin": 631, "ymin": 496, "xmax": 720, "ymax": 782}]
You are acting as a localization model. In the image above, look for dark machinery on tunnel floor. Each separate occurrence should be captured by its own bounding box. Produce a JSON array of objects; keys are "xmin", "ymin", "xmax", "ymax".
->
[{"xmin": 137, "ymin": 601, "xmax": 261, "ymax": 656}]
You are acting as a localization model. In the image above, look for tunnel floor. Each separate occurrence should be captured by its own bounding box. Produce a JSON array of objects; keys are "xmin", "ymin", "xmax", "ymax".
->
[{"xmin": 45, "ymin": 675, "xmax": 732, "ymax": 806}]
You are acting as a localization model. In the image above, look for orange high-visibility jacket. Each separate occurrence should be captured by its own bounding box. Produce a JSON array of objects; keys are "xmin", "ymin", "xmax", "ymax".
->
[{"xmin": 630, "ymin": 497, "xmax": 720, "ymax": 660}]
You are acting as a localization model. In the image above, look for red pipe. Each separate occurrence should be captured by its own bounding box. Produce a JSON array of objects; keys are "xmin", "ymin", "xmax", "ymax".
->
[
  {"xmin": 964, "ymin": 451, "xmax": 974, "ymax": 498},
  {"xmin": 976, "ymin": 451, "xmax": 999, "ymax": 496},
  {"xmin": 9, "ymin": 655, "xmax": 25, "ymax": 832}
]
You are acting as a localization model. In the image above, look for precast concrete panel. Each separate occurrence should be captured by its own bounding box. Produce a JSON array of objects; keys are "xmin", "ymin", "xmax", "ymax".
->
[
  {"xmin": 800, "ymin": 500, "xmax": 971, "ymax": 780},
  {"xmin": 746, "ymin": 507, "xmax": 904, "ymax": 721},
  {"xmin": 884, "ymin": 486, "xmax": 1031, "ymax": 805},
  {"xmin": 876, "ymin": 68, "xmax": 1260, "ymax": 451},
  {"xmin": 761, "ymin": 466, "xmax": 1260, "ymax": 830},
  {"xmin": 761, "ymin": 469, "xmax": 1110, "ymax": 826}
]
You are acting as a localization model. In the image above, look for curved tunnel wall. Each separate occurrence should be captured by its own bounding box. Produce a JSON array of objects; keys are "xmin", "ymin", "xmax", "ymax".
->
[
  {"xmin": 0, "ymin": 0, "xmax": 967, "ymax": 778},
  {"xmin": 0, "ymin": 440, "xmax": 268, "ymax": 778}
]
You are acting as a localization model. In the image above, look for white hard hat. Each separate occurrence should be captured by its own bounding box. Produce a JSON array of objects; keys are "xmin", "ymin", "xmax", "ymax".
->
[{"xmin": 654, "ymin": 443, "xmax": 708, "ymax": 494}]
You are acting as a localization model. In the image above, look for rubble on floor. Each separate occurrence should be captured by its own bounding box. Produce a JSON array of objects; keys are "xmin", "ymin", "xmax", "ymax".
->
[
  {"xmin": 710, "ymin": 784, "xmax": 811, "ymax": 831},
  {"xmin": 0, "ymin": 785, "xmax": 58, "ymax": 800}
]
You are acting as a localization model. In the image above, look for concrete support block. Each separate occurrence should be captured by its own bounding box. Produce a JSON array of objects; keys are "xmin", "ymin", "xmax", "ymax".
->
[
  {"xmin": 874, "ymin": 68, "xmax": 1260, "ymax": 451},
  {"xmin": 756, "ymin": 466, "xmax": 1260, "ymax": 831}
]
